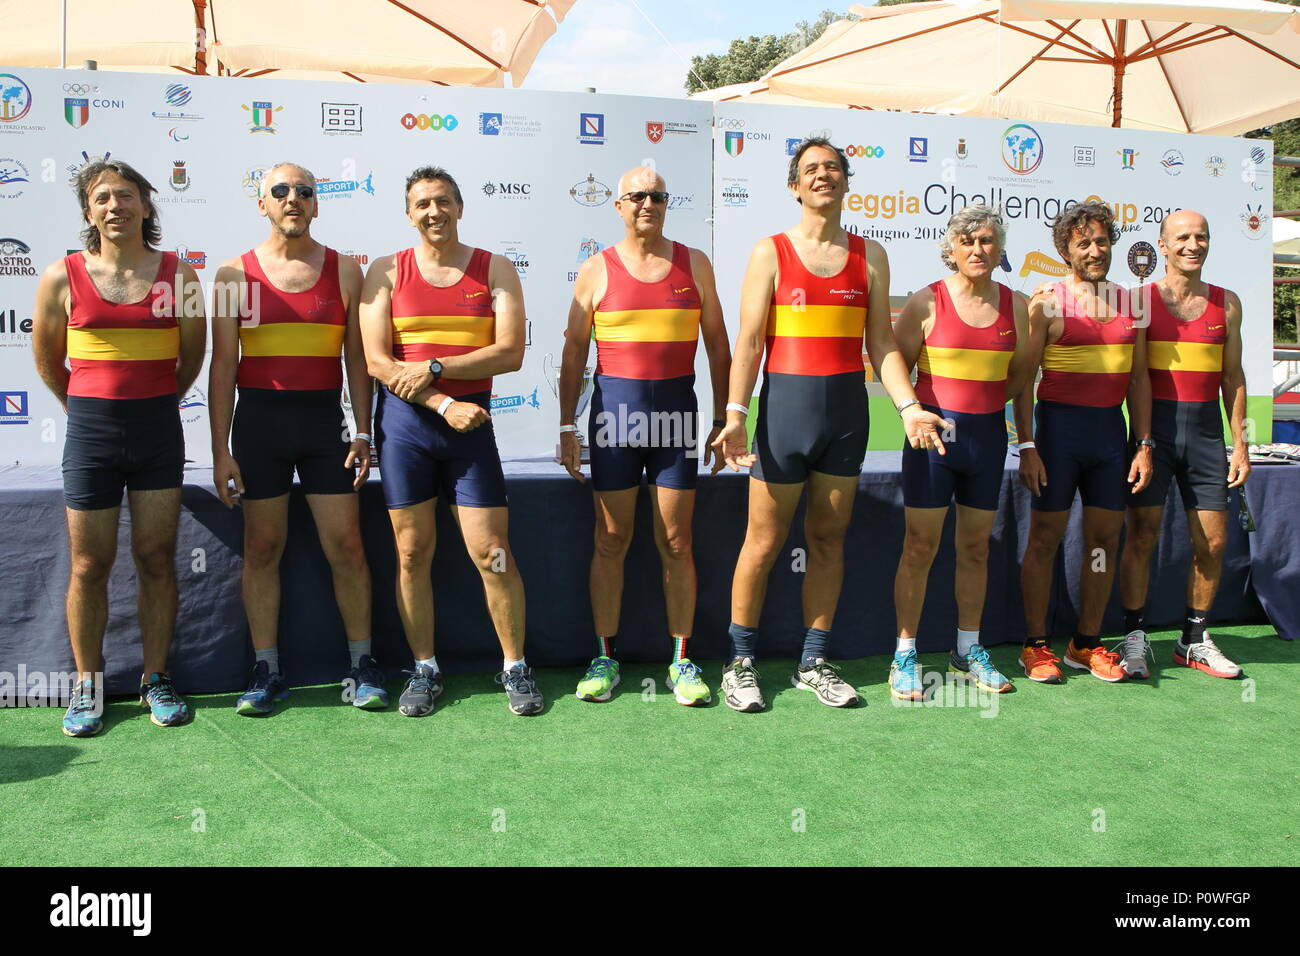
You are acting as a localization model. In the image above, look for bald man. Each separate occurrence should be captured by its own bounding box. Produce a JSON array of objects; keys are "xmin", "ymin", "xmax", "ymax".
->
[
  {"xmin": 1116, "ymin": 210, "xmax": 1249, "ymax": 680},
  {"xmin": 559, "ymin": 166, "xmax": 731, "ymax": 704},
  {"xmin": 209, "ymin": 162, "xmax": 380, "ymax": 715}
]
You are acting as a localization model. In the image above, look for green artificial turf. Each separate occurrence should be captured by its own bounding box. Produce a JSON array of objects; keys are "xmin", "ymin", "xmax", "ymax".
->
[{"xmin": 1, "ymin": 627, "xmax": 1295, "ymax": 866}]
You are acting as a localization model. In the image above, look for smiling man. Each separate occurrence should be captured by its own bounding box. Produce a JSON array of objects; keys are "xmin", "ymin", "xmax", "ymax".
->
[
  {"xmin": 1014, "ymin": 200, "xmax": 1153, "ymax": 684},
  {"xmin": 31, "ymin": 159, "xmax": 206, "ymax": 736},
  {"xmin": 208, "ymin": 162, "xmax": 379, "ymax": 716},
  {"xmin": 1116, "ymin": 210, "xmax": 1249, "ymax": 679},
  {"xmin": 559, "ymin": 165, "xmax": 731, "ymax": 705},
  {"xmin": 711, "ymin": 137, "xmax": 948, "ymax": 712},
  {"xmin": 359, "ymin": 166, "xmax": 540, "ymax": 717}
]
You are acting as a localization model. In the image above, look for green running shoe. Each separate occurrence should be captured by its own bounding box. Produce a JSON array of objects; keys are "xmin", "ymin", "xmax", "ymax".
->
[
  {"xmin": 575, "ymin": 657, "xmax": 620, "ymax": 702},
  {"xmin": 666, "ymin": 658, "xmax": 710, "ymax": 706}
]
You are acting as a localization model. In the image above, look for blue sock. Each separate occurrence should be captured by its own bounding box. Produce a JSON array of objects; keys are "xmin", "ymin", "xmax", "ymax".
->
[
  {"xmin": 800, "ymin": 628, "xmax": 831, "ymax": 668},
  {"xmin": 728, "ymin": 622, "xmax": 758, "ymax": 661}
]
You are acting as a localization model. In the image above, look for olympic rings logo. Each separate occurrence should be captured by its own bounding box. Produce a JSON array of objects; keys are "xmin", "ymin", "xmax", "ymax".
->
[
  {"xmin": 63, "ymin": 83, "xmax": 97, "ymax": 95},
  {"xmin": 400, "ymin": 113, "xmax": 459, "ymax": 131},
  {"xmin": 844, "ymin": 145, "xmax": 884, "ymax": 158}
]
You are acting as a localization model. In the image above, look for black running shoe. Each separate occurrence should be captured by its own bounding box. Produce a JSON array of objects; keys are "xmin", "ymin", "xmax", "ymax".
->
[
  {"xmin": 496, "ymin": 664, "xmax": 544, "ymax": 716},
  {"xmin": 398, "ymin": 663, "xmax": 443, "ymax": 717}
]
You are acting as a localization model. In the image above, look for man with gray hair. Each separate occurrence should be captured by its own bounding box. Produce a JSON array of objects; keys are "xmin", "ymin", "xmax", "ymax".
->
[
  {"xmin": 559, "ymin": 165, "xmax": 732, "ymax": 704},
  {"xmin": 890, "ymin": 206, "xmax": 1033, "ymax": 701},
  {"xmin": 208, "ymin": 162, "xmax": 379, "ymax": 715}
]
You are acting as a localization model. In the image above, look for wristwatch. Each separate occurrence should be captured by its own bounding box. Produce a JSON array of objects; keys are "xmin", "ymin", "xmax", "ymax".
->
[
  {"xmin": 1137, "ymin": 438, "xmax": 1156, "ymax": 449},
  {"xmin": 427, "ymin": 358, "xmax": 444, "ymax": 381}
]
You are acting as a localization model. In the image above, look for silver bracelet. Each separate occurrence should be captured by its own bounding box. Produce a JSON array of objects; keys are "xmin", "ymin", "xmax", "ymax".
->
[{"xmin": 896, "ymin": 399, "xmax": 920, "ymax": 415}]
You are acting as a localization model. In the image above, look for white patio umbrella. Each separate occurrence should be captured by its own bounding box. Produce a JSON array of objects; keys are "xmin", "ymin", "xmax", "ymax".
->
[
  {"xmin": 0, "ymin": 0, "xmax": 574, "ymax": 87},
  {"xmin": 765, "ymin": 0, "xmax": 1300, "ymax": 135}
]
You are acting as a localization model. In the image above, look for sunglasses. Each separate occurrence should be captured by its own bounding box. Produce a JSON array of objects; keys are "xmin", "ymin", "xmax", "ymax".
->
[
  {"xmin": 268, "ymin": 183, "xmax": 315, "ymax": 200},
  {"xmin": 619, "ymin": 190, "xmax": 669, "ymax": 205}
]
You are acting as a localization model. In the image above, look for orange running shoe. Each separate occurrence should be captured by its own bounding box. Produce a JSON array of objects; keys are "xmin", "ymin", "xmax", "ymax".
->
[
  {"xmin": 1063, "ymin": 640, "xmax": 1125, "ymax": 682},
  {"xmin": 1019, "ymin": 644, "xmax": 1063, "ymax": 684}
]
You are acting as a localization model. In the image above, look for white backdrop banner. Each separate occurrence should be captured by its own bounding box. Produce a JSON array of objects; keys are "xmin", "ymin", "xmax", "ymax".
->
[
  {"xmin": 0, "ymin": 68, "xmax": 1274, "ymax": 465},
  {"xmin": 710, "ymin": 102, "xmax": 1274, "ymax": 443}
]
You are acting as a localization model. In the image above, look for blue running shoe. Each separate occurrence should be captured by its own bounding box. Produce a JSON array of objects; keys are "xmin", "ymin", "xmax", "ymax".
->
[
  {"xmin": 235, "ymin": 660, "xmax": 290, "ymax": 716},
  {"xmin": 889, "ymin": 648, "xmax": 924, "ymax": 702},
  {"xmin": 949, "ymin": 644, "xmax": 1012, "ymax": 693},
  {"xmin": 139, "ymin": 672, "xmax": 191, "ymax": 727},
  {"xmin": 61, "ymin": 679, "xmax": 103, "ymax": 738},
  {"xmin": 346, "ymin": 654, "xmax": 389, "ymax": 710}
]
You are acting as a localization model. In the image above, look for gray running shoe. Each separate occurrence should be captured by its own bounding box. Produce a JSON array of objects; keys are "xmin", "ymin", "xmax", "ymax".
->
[
  {"xmin": 1112, "ymin": 629, "xmax": 1152, "ymax": 679},
  {"xmin": 497, "ymin": 664, "xmax": 544, "ymax": 715},
  {"xmin": 721, "ymin": 657, "xmax": 765, "ymax": 713},
  {"xmin": 791, "ymin": 658, "xmax": 861, "ymax": 707},
  {"xmin": 398, "ymin": 663, "xmax": 444, "ymax": 717}
]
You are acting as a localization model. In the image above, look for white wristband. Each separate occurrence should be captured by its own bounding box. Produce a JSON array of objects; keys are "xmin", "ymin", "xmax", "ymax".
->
[
  {"xmin": 558, "ymin": 424, "xmax": 578, "ymax": 434},
  {"xmin": 353, "ymin": 432, "xmax": 371, "ymax": 443},
  {"xmin": 1017, "ymin": 441, "xmax": 1036, "ymax": 451},
  {"xmin": 896, "ymin": 399, "xmax": 920, "ymax": 415},
  {"xmin": 436, "ymin": 397, "xmax": 454, "ymax": 417},
  {"xmin": 725, "ymin": 402, "xmax": 749, "ymax": 416}
]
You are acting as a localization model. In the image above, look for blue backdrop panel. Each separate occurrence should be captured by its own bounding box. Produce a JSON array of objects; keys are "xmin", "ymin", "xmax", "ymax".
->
[{"xmin": 0, "ymin": 454, "xmax": 1289, "ymax": 697}]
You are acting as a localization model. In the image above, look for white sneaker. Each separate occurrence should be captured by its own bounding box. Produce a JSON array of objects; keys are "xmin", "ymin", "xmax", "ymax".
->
[
  {"xmin": 721, "ymin": 657, "xmax": 765, "ymax": 713},
  {"xmin": 1112, "ymin": 629, "xmax": 1151, "ymax": 679},
  {"xmin": 791, "ymin": 659, "xmax": 860, "ymax": 707},
  {"xmin": 1174, "ymin": 633, "xmax": 1242, "ymax": 679}
]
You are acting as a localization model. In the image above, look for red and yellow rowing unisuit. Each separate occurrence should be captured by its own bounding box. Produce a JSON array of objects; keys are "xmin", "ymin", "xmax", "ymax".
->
[
  {"xmin": 593, "ymin": 242, "xmax": 700, "ymax": 380},
  {"xmin": 389, "ymin": 247, "xmax": 494, "ymax": 397},
  {"xmin": 915, "ymin": 280, "xmax": 1016, "ymax": 414},
  {"xmin": 1145, "ymin": 284, "xmax": 1226, "ymax": 403},
  {"xmin": 1037, "ymin": 281, "xmax": 1137, "ymax": 408},
  {"xmin": 765, "ymin": 232, "xmax": 867, "ymax": 376},
  {"xmin": 64, "ymin": 251, "xmax": 180, "ymax": 400},
  {"xmin": 237, "ymin": 247, "xmax": 345, "ymax": 391}
]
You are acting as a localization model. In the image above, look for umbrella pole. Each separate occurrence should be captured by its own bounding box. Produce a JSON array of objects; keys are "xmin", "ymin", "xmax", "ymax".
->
[
  {"xmin": 194, "ymin": 0, "xmax": 208, "ymax": 75},
  {"xmin": 1112, "ymin": 20, "xmax": 1127, "ymax": 127}
]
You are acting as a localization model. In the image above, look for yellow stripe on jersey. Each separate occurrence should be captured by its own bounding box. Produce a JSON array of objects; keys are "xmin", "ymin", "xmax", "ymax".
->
[
  {"xmin": 1147, "ymin": 341, "xmax": 1224, "ymax": 373},
  {"xmin": 239, "ymin": 322, "xmax": 345, "ymax": 358},
  {"xmin": 594, "ymin": 308, "xmax": 700, "ymax": 343},
  {"xmin": 916, "ymin": 346, "xmax": 1013, "ymax": 383},
  {"xmin": 1041, "ymin": 343, "xmax": 1133, "ymax": 374},
  {"xmin": 392, "ymin": 313, "xmax": 494, "ymax": 348},
  {"xmin": 768, "ymin": 304, "xmax": 865, "ymax": 339},
  {"xmin": 66, "ymin": 326, "xmax": 180, "ymax": 361}
]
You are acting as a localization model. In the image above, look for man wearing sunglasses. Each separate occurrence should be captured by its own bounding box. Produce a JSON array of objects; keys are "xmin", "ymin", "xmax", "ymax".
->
[
  {"xmin": 209, "ymin": 162, "xmax": 381, "ymax": 716},
  {"xmin": 559, "ymin": 166, "xmax": 732, "ymax": 705},
  {"xmin": 359, "ymin": 166, "xmax": 540, "ymax": 717}
]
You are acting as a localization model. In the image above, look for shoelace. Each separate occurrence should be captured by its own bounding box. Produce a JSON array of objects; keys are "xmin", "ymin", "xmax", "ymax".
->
[
  {"xmin": 1025, "ymin": 645, "xmax": 1061, "ymax": 665},
  {"xmin": 730, "ymin": 661, "xmax": 759, "ymax": 688},
  {"xmin": 500, "ymin": 668, "xmax": 537, "ymax": 694},
  {"xmin": 587, "ymin": 659, "xmax": 617, "ymax": 679},
  {"xmin": 1192, "ymin": 638, "xmax": 1231, "ymax": 667},
  {"xmin": 403, "ymin": 670, "xmax": 435, "ymax": 695},
  {"xmin": 248, "ymin": 665, "xmax": 273, "ymax": 692},
  {"xmin": 966, "ymin": 646, "xmax": 994, "ymax": 669},
  {"xmin": 675, "ymin": 661, "xmax": 703, "ymax": 682},
  {"xmin": 145, "ymin": 677, "xmax": 179, "ymax": 706},
  {"xmin": 69, "ymin": 684, "xmax": 96, "ymax": 714},
  {"xmin": 357, "ymin": 662, "xmax": 385, "ymax": 686},
  {"xmin": 894, "ymin": 650, "xmax": 919, "ymax": 674},
  {"xmin": 1110, "ymin": 633, "xmax": 1151, "ymax": 662}
]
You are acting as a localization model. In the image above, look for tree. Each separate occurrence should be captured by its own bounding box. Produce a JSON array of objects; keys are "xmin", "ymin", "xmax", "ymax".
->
[{"xmin": 684, "ymin": 9, "xmax": 855, "ymax": 94}]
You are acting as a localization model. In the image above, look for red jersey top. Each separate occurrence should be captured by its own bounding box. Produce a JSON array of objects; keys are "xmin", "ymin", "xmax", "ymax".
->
[
  {"xmin": 389, "ymin": 247, "xmax": 494, "ymax": 398},
  {"xmin": 1037, "ymin": 282, "xmax": 1137, "ymax": 408},
  {"xmin": 593, "ymin": 242, "xmax": 700, "ymax": 380},
  {"xmin": 765, "ymin": 232, "xmax": 868, "ymax": 377},
  {"xmin": 914, "ymin": 280, "xmax": 1016, "ymax": 414},
  {"xmin": 237, "ymin": 247, "xmax": 346, "ymax": 391},
  {"xmin": 64, "ymin": 251, "xmax": 180, "ymax": 400},
  {"xmin": 1145, "ymin": 284, "xmax": 1227, "ymax": 403}
]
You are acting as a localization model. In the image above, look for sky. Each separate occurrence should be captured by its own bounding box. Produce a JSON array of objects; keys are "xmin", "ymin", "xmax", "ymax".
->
[{"xmin": 525, "ymin": 1, "xmax": 866, "ymax": 99}]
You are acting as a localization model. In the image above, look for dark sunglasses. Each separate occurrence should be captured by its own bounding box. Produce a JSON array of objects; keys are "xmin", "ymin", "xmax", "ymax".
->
[
  {"xmin": 269, "ymin": 183, "xmax": 315, "ymax": 200},
  {"xmin": 619, "ymin": 190, "xmax": 669, "ymax": 204}
]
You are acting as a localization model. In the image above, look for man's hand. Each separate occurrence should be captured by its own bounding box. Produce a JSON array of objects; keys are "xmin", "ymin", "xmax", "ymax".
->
[
  {"xmin": 1128, "ymin": 446, "xmax": 1154, "ymax": 494},
  {"xmin": 213, "ymin": 451, "xmax": 244, "ymax": 508},
  {"xmin": 702, "ymin": 424, "xmax": 725, "ymax": 475},
  {"xmin": 902, "ymin": 405, "xmax": 952, "ymax": 457},
  {"xmin": 712, "ymin": 420, "xmax": 755, "ymax": 471},
  {"xmin": 389, "ymin": 362, "xmax": 434, "ymax": 402},
  {"xmin": 1228, "ymin": 444, "xmax": 1251, "ymax": 488},
  {"xmin": 1019, "ymin": 447, "xmax": 1047, "ymax": 496},
  {"xmin": 346, "ymin": 438, "xmax": 371, "ymax": 490},
  {"xmin": 442, "ymin": 401, "xmax": 489, "ymax": 433},
  {"xmin": 559, "ymin": 430, "xmax": 585, "ymax": 482}
]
